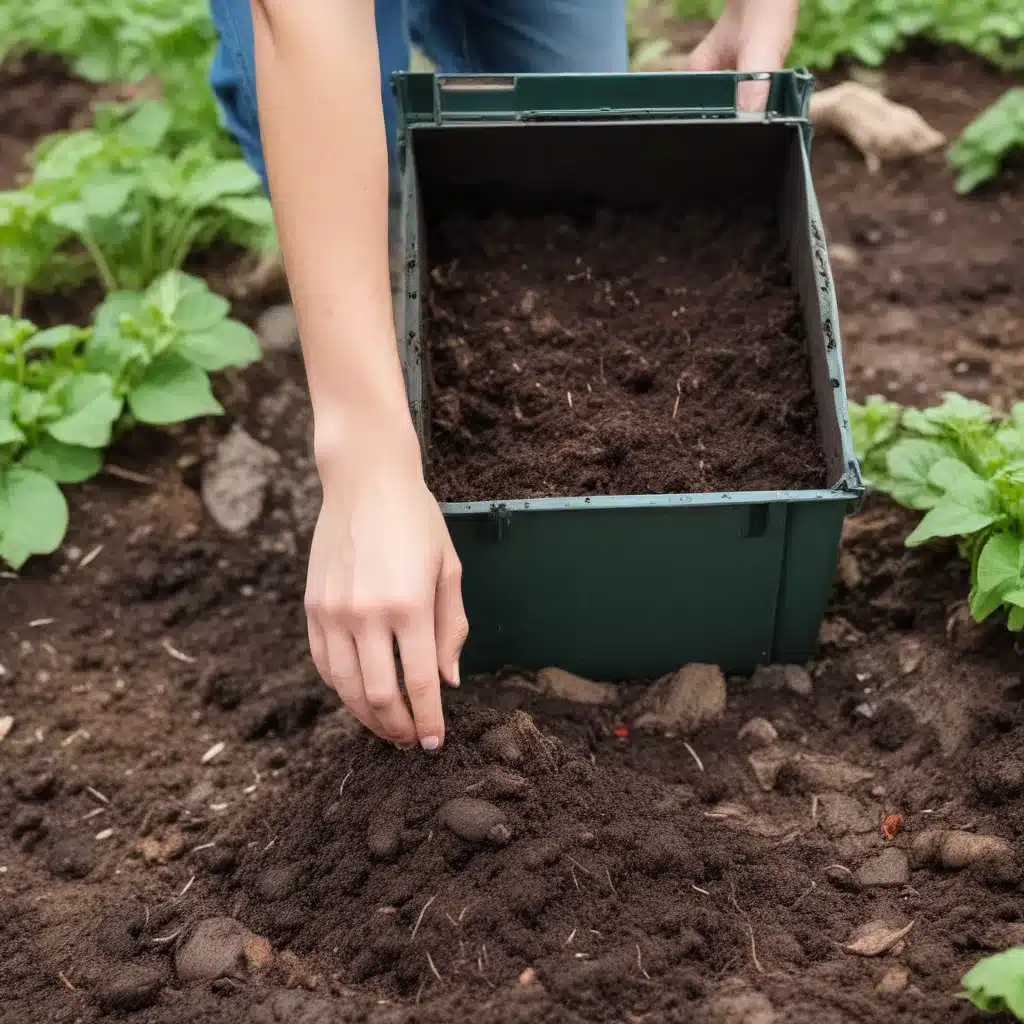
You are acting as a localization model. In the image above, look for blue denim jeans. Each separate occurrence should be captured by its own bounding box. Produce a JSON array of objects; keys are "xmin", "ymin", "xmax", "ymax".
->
[{"xmin": 208, "ymin": 0, "xmax": 628, "ymax": 196}]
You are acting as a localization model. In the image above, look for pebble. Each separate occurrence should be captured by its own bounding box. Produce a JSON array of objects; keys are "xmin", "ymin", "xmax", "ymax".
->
[
  {"xmin": 201, "ymin": 426, "xmax": 280, "ymax": 535},
  {"xmin": 747, "ymin": 746, "xmax": 789, "ymax": 791},
  {"xmin": 97, "ymin": 967, "xmax": 164, "ymax": 1012},
  {"xmin": 630, "ymin": 663, "xmax": 727, "ymax": 735},
  {"xmin": 875, "ymin": 965, "xmax": 910, "ymax": 996},
  {"xmin": 751, "ymin": 664, "xmax": 813, "ymax": 697},
  {"xmin": 824, "ymin": 864, "xmax": 860, "ymax": 890},
  {"xmin": 857, "ymin": 848, "xmax": 910, "ymax": 887},
  {"xmin": 255, "ymin": 302, "xmax": 299, "ymax": 353},
  {"xmin": 537, "ymin": 666, "xmax": 618, "ymax": 706},
  {"xmin": 175, "ymin": 917, "xmax": 272, "ymax": 982},
  {"xmin": 738, "ymin": 718, "xmax": 778, "ymax": 750}
]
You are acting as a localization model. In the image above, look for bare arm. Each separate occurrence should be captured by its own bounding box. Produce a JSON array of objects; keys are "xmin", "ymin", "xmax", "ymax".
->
[{"xmin": 251, "ymin": 0, "xmax": 468, "ymax": 750}]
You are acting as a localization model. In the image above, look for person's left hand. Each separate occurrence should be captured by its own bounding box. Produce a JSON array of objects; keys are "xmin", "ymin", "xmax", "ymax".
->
[{"xmin": 687, "ymin": 0, "xmax": 800, "ymax": 111}]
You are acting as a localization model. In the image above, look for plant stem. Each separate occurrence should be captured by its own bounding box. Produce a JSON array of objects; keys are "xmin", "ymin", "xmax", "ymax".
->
[
  {"xmin": 80, "ymin": 229, "xmax": 119, "ymax": 293},
  {"xmin": 11, "ymin": 285, "xmax": 24, "ymax": 320}
]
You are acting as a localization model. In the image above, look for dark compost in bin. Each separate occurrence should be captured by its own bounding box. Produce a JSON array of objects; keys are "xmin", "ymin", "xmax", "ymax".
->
[{"xmin": 425, "ymin": 206, "xmax": 827, "ymax": 503}]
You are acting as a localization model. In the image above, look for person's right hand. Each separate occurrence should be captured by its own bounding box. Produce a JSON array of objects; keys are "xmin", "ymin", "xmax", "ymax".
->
[{"xmin": 304, "ymin": 438, "xmax": 468, "ymax": 750}]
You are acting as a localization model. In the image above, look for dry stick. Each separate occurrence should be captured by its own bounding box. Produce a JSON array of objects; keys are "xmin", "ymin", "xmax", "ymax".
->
[
  {"xmin": 444, "ymin": 913, "xmax": 459, "ymax": 929},
  {"xmin": 729, "ymin": 884, "xmax": 765, "ymax": 975},
  {"xmin": 58, "ymin": 972, "xmax": 75, "ymax": 991},
  {"xmin": 791, "ymin": 880, "xmax": 817, "ymax": 911},
  {"xmin": 339, "ymin": 769, "xmax": 354, "ymax": 799},
  {"xmin": 567, "ymin": 856, "xmax": 594, "ymax": 877},
  {"xmin": 415, "ymin": 979, "xmax": 427, "ymax": 1005},
  {"xmin": 570, "ymin": 865, "xmax": 581, "ymax": 892},
  {"xmin": 426, "ymin": 951, "xmax": 443, "ymax": 983},
  {"xmin": 565, "ymin": 928, "xmax": 577, "ymax": 946},
  {"xmin": 86, "ymin": 786, "xmax": 110, "ymax": 805},
  {"xmin": 411, "ymin": 895, "xmax": 436, "ymax": 942},
  {"xmin": 605, "ymin": 867, "xmax": 618, "ymax": 896},
  {"xmin": 458, "ymin": 905, "xmax": 469, "ymax": 922},
  {"xmin": 636, "ymin": 945, "xmax": 651, "ymax": 981},
  {"xmin": 691, "ymin": 883, "xmax": 711, "ymax": 896},
  {"xmin": 682, "ymin": 742, "xmax": 705, "ymax": 773},
  {"xmin": 104, "ymin": 464, "xmax": 156, "ymax": 485},
  {"xmin": 177, "ymin": 874, "xmax": 196, "ymax": 899}
]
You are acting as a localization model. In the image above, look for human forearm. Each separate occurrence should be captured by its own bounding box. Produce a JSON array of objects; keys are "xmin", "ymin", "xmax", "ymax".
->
[{"xmin": 251, "ymin": 0, "xmax": 418, "ymax": 467}]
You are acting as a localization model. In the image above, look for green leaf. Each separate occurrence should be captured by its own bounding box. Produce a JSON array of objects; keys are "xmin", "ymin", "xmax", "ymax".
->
[
  {"xmin": 963, "ymin": 947, "xmax": 1024, "ymax": 1018},
  {"xmin": 905, "ymin": 500, "xmax": 1000, "ymax": 547},
  {"xmin": 20, "ymin": 437, "xmax": 102, "ymax": 483},
  {"xmin": 977, "ymin": 533, "xmax": 1022, "ymax": 596},
  {"xmin": 46, "ymin": 374, "xmax": 123, "ymax": 448},
  {"xmin": 0, "ymin": 415, "xmax": 25, "ymax": 445},
  {"xmin": 1005, "ymin": 589, "xmax": 1024, "ymax": 608},
  {"xmin": 0, "ymin": 465, "xmax": 68, "ymax": 570},
  {"xmin": 928, "ymin": 458, "xmax": 991, "ymax": 501},
  {"xmin": 80, "ymin": 178, "xmax": 134, "ymax": 220},
  {"xmin": 172, "ymin": 289, "xmax": 231, "ymax": 333},
  {"xmin": 23, "ymin": 325, "xmax": 84, "ymax": 352},
  {"xmin": 178, "ymin": 318, "xmax": 261, "ymax": 372},
  {"xmin": 48, "ymin": 201, "xmax": 88, "ymax": 234},
  {"xmin": 1010, "ymin": 606, "xmax": 1024, "ymax": 632},
  {"xmin": 127, "ymin": 353, "xmax": 222, "ymax": 425},
  {"xmin": 182, "ymin": 161, "xmax": 262, "ymax": 207},
  {"xmin": 17, "ymin": 389, "xmax": 45, "ymax": 426},
  {"xmin": 216, "ymin": 196, "xmax": 274, "ymax": 226},
  {"xmin": 121, "ymin": 101, "xmax": 173, "ymax": 149},
  {"xmin": 885, "ymin": 439, "xmax": 950, "ymax": 509}
]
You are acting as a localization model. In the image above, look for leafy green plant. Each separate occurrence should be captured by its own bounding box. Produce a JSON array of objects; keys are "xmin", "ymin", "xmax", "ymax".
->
[
  {"xmin": 0, "ymin": 270, "xmax": 260, "ymax": 568},
  {"xmin": 851, "ymin": 393, "xmax": 1024, "ymax": 631},
  {"xmin": 671, "ymin": 0, "xmax": 1022, "ymax": 71},
  {"xmin": 0, "ymin": 101, "xmax": 275, "ymax": 302},
  {"xmin": 962, "ymin": 947, "xmax": 1024, "ymax": 1019},
  {"xmin": 949, "ymin": 87, "xmax": 1024, "ymax": 193}
]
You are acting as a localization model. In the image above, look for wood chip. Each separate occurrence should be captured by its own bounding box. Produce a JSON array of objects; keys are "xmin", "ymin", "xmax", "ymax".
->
[
  {"xmin": 95, "ymin": 828, "xmax": 114, "ymax": 841},
  {"xmin": 201, "ymin": 741, "xmax": 225, "ymax": 764},
  {"xmin": 844, "ymin": 919, "xmax": 915, "ymax": 956}
]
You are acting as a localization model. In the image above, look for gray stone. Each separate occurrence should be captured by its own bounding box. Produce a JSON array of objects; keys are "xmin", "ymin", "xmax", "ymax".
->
[
  {"xmin": 537, "ymin": 666, "xmax": 618, "ymax": 706},
  {"xmin": 202, "ymin": 426, "xmax": 280, "ymax": 534},
  {"xmin": 630, "ymin": 663, "xmax": 726, "ymax": 735},
  {"xmin": 857, "ymin": 848, "xmax": 910, "ymax": 888},
  {"xmin": 752, "ymin": 663, "xmax": 813, "ymax": 697},
  {"xmin": 738, "ymin": 717, "xmax": 778, "ymax": 749},
  {"xmin": 255, "ymin": 302, "xmax": 299, "ymax": 354}
]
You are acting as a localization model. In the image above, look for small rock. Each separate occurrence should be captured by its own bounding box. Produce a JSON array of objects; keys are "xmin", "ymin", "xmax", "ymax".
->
[
  {"xmin": 817, "ymin": 793, "xmax": 873, "ymax": 837},
  {"xmin": 751, "ymin": 664, "xmax": 812, "ymax": 697},
  {"xmin": 519, "ymin": 967, "xmax": 538, "ymax": 985},
  {"xmin": 201, "ymin": 426, "xmax": 280, "ymax": 535},
  {"xmin": 440, "ymin": 797, "xmax": 511, "ymax": 845},
  {"xmin": 910, "ymin": 829, "xmax": 1014, "ymax": 871},
  {"xmin": 738, "ymin": 718, "xmax": 778, "ymax": 750},
  {"xmin": 857, "ymin": 848, "xmax": 910, "ymax": 887},
  {"xmin": 876, "ymin": 965, "xmax": 910, "ymax": 996},
  {"xmin": 824, "ymin": 864, "xmax": 860, "ymax": 890},
  {"xmin": 830, "ymin": 243, "xmax": 860, "ymax": 266},
  {"xmin": 786, "ymin": 752, "xmax": 873, "ymax": 792},
  {"xmin": 256, "ymin": 303, "xmax": 299, "ymax": 353},
  {"xmin": 174, "ymin": 917, "xmax": 272, "ymax": 982},
  {"xmin": 97, "ymin": 967, "xmax": 164, "ymax": 1012},
  {"xmin": 748, "ymin": 746, "xmax": 789, "ymax": 791},
  {"xmin": 518, "ymin": 290, "xmax": 538, "ymax": 317},
  {"xmin": 0, "ymin": 715, "xmax": 13, "ymax": 742},
  {"xmin": 137, "ymin": 829, "xmax": 186, "ymax": 864},
  {"xmin": 844, "ymin": 919, "xmax": 915, "ymax": 957},
  {"xmin": 630, "ymin": 663, "xmax": 726, "ymax": 735},
  {"xmin": 897, "ymin": 638, "xmax": 925, "ymax": 676},
  {"xmin": 537, "ymin": 666, "xmax": 617, "ymax": 706},
  {"xmin": 706, "ymin": 977, "xmax": 777, "ymax": 1023}
]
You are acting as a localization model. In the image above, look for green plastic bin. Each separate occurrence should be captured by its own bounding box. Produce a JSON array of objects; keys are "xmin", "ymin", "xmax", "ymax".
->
[{"xmin": 393, "ymin": 70, "xmax": 863, "ymax": 679}]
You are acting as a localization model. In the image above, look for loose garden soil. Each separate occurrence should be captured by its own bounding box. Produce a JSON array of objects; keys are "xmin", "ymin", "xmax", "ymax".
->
[
  {"xmin": 425, "ymin": 208, "xmax": 825, "ymax": 502},
  {"xmin": 2, "ymin": 43, "xmax": 1023, "ymax": 1024}
]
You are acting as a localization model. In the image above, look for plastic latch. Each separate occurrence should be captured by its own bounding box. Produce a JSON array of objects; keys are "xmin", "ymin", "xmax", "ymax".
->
[{"xmin": 490, "ymin": 504, "xmax": 512, "ymax": 542}]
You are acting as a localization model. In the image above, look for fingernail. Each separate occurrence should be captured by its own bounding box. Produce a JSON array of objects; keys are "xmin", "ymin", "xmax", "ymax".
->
[{"xmin": 421, "ymin": 735, "xmax": 440, "ymax": 751}]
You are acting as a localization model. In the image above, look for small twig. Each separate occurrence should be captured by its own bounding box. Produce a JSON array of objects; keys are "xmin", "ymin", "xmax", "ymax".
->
[
  {"xmin": 791, "ymin": 880, "xmax": 817, "ymax": 910},
  {"xmin": 162, "ymin": 639, "xmax": 196, "ymax": 664},
  {"xmin": 605, "ymin": 867, "xmax": 617, "ymax": 896},
  {"xmin": 29, "ymin": 618, "xmax": 54, "ymax": 628},
  {"xmin": 411, "ymin": 895, "xmax": 435, "ymax": 942},
  {"xmin": 339, "ymin": 769, "xmax": 354, "ymax": 798},
  {"xmin": 78, "ymin": 544, "xmax": 103, "ymax": 569},
  {"xmin": 682, "ymin": 741, "xmax": 705, "ymax": 773},
  {"xmin": 104, "ymin": 464, "xmax": 156, "ymax": 485},
  {"xmin": 458, "ymin": 905, "xmax": 469, "ymax": 922},
  {"xmin": 636, "ymin": 944, "xmax": 650, "ymax": 980},
  {"xmin": 567, "ymin": 856, "xmax": 594, "ymax": 876},
  {"xmin": 444, "ymin": 913, "xmax": 459, "ymax": 928},
  {"xmin": 82, "ymin": 807, "xmax": 105, "ymax": 821},
  {"xmin": 565, "ymin": 928, "xmax": 577, "ymax": 946},
  {"xmin": 482, "ymin": 944, "xmax": 489, "ymax": 967},
  {"xmin": 191, "ymin": 842, "xmax": 215, "ymax": 854},
  {"xmin": 691, "ymin": 884, "xmax": 710, "ymax": 896},
  {"xmin": 744, "ymin": 922, "xmax": 765, "ymax": 975},
  {"xmin": 415, "ymin": 979, "xmax": 426, "ymax": 1004},
  {"xmin": 177, "ymin": 875, "xmax": 195, "ymax": 898},
  {"xmin": 811, "ymin": 794, "xmax": 819, "ymax": 822},
  {"xmin": 86, "ymin": 786, "xmax": 110, "ymax": 805},
  {"xmin": 426, "ymin": 951, "xmax": 443, "ymax": 983},
  {"xmin": 570, "ymin": 865, "xmax": 581, "ymax": 892},
  {"xmin": 567, "ymin": 390, "xmax": 573, "ymax": 408},
  {"xmin": 150, "ymin": 929, "xmax": 182, "ymax": 946},
  {"xmin": 58, "ymin": 972, "xmax": 75, "ymax": 991},
  {"xmin": 672, "ymin": 393, "xmax": 681, "ymax": 419}
]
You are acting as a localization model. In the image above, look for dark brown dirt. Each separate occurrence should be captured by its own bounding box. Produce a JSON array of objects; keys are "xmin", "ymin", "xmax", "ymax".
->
[
  {"xmin": 2, "ymin": 42, "xmax": 1024, "ymax": 1024},
  {"xmin": 425, "ymin": 208, "xmax": 826, "ymax": 502}
]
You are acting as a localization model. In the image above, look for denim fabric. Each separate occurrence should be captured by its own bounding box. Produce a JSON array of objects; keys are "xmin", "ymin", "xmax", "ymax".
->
[{"xmin": 208, "ymin": 0, "xmax": 628, "ymax": 195}]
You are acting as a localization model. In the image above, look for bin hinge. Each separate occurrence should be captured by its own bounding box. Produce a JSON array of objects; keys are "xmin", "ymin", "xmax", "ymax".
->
[{"xmin": 490, "ymin": 503, "xmax": 512, "ymax": 542}]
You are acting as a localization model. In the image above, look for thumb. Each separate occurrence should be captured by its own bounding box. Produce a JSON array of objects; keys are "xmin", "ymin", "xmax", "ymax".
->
[
  {"xmin": 735, "ymin": 4, "xmax": 797, "ymax": 111},
  {"xmin": 435, "ymin": 546, "xmax": 469, "ymax": 687}
]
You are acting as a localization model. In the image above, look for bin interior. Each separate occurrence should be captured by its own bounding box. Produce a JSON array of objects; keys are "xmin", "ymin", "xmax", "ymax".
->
[{"xmin": 403, "ymin": 119, "xmax": 852, "ymax": 500}]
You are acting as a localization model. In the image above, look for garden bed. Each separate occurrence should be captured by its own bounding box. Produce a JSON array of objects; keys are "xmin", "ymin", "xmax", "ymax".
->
[
  {"xmin": 2, "ymin": 45, "xmax": 1023, "ymax": 1024},
  {"xmin": 425, "ymin": 206, "xmax": 825, "ymax": 502}
]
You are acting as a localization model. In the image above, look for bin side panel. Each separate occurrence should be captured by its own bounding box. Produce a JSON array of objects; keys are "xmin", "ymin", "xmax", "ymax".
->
[
  {"xmin": 771, "ymin": 499, "xmax": 851, "ymax": 664},
  {"xmin": 449, "ymin": 502, "xmax": 789, "ymax": 680}
]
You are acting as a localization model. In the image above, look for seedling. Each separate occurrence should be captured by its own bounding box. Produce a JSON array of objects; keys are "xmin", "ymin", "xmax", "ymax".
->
[
  {"xmin": 962, "ymin": 947, "xmax": 1024, "ymax": 1019},
  {"xmin": 851, "ymin": 394, "xmax": 1024, "ymax": 630},
  {"xmin": 0, "ymin": 271, "xmax": 260, "ymax": 569},
  {"xmin": 949, "ymin": 87, "xmax": 1024, "ymax": 193}
]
